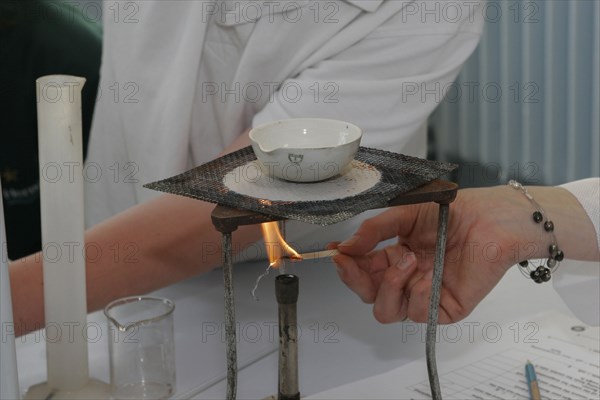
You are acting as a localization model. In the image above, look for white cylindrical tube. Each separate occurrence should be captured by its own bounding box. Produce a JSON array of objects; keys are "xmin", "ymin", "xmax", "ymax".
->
[
  {"xmin": 36, "ymin": 75, "xmax": 88, "ymax": 390},
  {"xmin": 0, "ymin": 181, "xmax": 20, "ymax": 400}
]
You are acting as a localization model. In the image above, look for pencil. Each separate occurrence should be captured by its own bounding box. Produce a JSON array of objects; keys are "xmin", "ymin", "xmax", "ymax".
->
[{"xmin": 525, "ymin": 360, "xmax": 541, "ymax": 400}]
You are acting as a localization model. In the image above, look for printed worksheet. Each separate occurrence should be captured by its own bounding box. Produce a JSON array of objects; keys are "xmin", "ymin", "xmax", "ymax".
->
[{"xmin": 307, "ymin": 312, "xmax": 600, "ymax": 399}]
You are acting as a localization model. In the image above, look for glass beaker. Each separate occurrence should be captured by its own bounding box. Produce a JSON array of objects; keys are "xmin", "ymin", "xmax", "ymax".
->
[{"xmin": 105, "ymin": 296, "xmax": 176, "ymax": 400}]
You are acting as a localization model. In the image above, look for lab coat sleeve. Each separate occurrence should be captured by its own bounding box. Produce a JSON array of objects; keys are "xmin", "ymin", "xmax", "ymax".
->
[
  {"xmin": 553, "ymin": 178, "xmax": 600, "ymax": 326},
  {"xmin": 560, "ymin": 178, "xmax": 600, "ymax": 253}
]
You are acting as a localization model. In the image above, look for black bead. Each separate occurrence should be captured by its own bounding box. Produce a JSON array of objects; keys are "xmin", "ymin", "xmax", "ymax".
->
[
  {"xmin": 533, "ymin": 211, "xmax": 543, "ymax": 223},
  {"xmin": 547, "ymin": 258, "xmax": 557, "ymax": 268},
  {"xmin": 534, "ymin": 276, "xmax": 544, "ymax": 284},
  {"xmin": 549, "ymin": 244, "xmax": 558, "ymax": 257},
  {"xmin": 544, "ymin": 220, "xmax": 554, "ymax": 232},
  {"xmin": 536, "ymin": 265, "xmax": 545, "ymax": 273},
  {"xmin": 541, "ymin": 269, "xmax": 552, "ymax": 282},
  {"xmin": 555, "ymin": 250, "xmax": 564, "ymax": 262},
  {"xmin": 519, "ymin": 260, "xmax": 529, "ymax": 267},
  {"xmin": 530, "ymin": 270, "xmax": 540, "ymax": 280}
]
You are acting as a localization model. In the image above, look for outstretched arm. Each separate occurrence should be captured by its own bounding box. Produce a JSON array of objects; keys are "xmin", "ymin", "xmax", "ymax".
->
[{"xmin": 10, "ymin": 130, "xmax": 261, "ymax": 336}]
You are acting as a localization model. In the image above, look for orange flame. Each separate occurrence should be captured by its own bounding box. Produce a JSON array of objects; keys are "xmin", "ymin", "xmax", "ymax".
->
[{"xmin": 261, "ymin": 222, "xmax": 301, "ymax": 268}]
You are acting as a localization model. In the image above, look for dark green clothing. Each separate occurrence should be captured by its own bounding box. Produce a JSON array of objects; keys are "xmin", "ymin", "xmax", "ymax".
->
[{"xmin": 0, "ymin": 0, "xmax": 101, "ymax": 259}]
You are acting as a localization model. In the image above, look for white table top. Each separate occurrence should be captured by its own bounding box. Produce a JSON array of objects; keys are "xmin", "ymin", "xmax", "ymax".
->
[{"xmin": 16, "ymin": 256, "xmax": 574, "ymax": 399}]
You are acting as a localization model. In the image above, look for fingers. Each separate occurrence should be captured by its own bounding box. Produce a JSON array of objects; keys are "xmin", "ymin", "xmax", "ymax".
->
[
  {"xmin": 337, "ymin": 208, "xmax": 410, "ymax": 255},
  {"xmin": 405, "ymin": 270, "xmax": 433, "ymax": 323},
  {"xmin": 372, "ymin": 251, "xmax": 417, "ymax": 323},
  {"xmin": 334, "ymin": 241, "xmax": 417, "ymax": 315},
  {"xmin": 405, "ymin": 271, "xmax": 468, "ymax": 324},
  {"xmin": 333, "ymin": 253, "xmax": 379, "ymax": 303}
]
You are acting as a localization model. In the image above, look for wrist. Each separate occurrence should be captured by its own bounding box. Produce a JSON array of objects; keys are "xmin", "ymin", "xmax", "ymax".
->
[
  {"xmin": 525, "ymin": 185, "xmax": 599, "ymax": 261},
  {"xmin": 494, "ymin": 184, "xmax": 551, "ymax": 266},
  {"xmin": 507, "ymin": 181, "xmax": 569, "ymax": 282},
  {"xmin": 489, "ymin": 182, "xmax": 598, "ymax": 268}
]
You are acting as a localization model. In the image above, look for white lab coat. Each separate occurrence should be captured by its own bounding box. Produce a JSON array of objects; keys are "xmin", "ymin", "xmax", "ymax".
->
[
  {"xmin": 556, "ymin": 178, "xmax": 600, "ymax": 326},
  {"xmin": 85, "ymin": 0, "xmax": 484, "ymax": 236}
]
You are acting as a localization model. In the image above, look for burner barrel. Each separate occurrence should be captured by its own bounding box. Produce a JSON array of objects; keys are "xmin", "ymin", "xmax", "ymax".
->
[{"xmin": 276, "ymin": 274, "xmax": 300, "ymax": 400}]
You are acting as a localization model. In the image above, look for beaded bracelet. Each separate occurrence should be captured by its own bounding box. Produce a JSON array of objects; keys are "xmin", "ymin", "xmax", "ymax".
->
[{"xmin": 508, "ymin": 180, "xmax": 564, "ymax": 283}]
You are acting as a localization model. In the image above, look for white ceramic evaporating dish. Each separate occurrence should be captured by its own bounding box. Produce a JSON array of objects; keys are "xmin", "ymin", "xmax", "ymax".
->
[{"xmin": 249, "ymin": 118, "xmax": 362, "ymax": 182}]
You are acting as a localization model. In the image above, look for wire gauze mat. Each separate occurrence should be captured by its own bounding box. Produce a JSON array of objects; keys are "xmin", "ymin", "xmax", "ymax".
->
[{"xmin": 144, "ymin": 146, "xmax": 457, "ymax": 226}]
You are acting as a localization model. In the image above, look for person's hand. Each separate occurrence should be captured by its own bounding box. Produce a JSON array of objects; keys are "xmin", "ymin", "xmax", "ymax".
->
[{"xmin": 331, "ymin": 185, "xmax": 596, "ymax": 324}]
